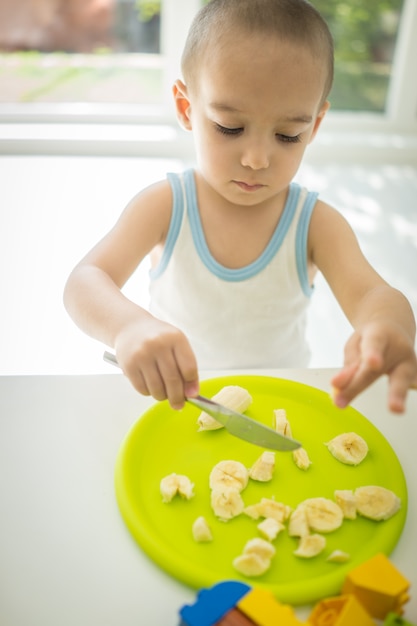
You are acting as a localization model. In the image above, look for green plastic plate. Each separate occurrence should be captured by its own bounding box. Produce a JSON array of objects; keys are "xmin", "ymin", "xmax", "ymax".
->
[{"xmin": 115, "ymin": 375, "xmax": 407, "ymax": 606}]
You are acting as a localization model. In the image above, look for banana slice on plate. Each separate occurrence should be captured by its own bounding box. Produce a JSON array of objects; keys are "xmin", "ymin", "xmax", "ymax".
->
[
  {"xmin": 209, "ymin": 460, "xmax": 249, "ymax": 492},
  {"xmin": 334, "ymin": 489, "xmax": 357, "ymax": 520},
  {"xmin": 294, "ymin": 534, "xmax": 326, "ymax": 558},
  {"xmin": 273, "ymin": 408, "xmax": 311, "ymax": 470},
  {"xmin": 325, "ymin": 432, "xmax": 369, "ymax": 465},
  {"xmin": 327, "ymin": 549, "xmax": 350, "ymax": 563},
  {"xmin": 197, "ymin": 385, "xmax": 252, "ymax": 431},
  {"xmin": 244, "ymin": 498, "xmax": 292, "ymax": 523},
  {"xmin": 354, "ymin": 485, "xmax": 401, "ymax": 521},
  {"xmin": 272, "ymin": 408, "xmax": 293, "ymax": 436},
  {"xmin": 293, "ymin": 447, "xmax": 312, "ymax": 471},
  {"xmin": 257, "ymin": 517, "xmax": 285, "ymax": 541},
  {"xmin": 248, "ymin": 451, "xmax": 275, "ymax": 482},
  {"xmin": 288, "ymin": 504, "xmax": 310, "ymax": 537},
  {"xmin": 210, "ymin": 489, "xmax": 245, "ymax": 521},
  {"xmin": 232, "ymin": 552, "xmax": 271, "ymax": 577},
  {"xmin": 160, "ymin": 473, "xmax": 194, "ymax": 503},
  {"xmin": 243, "ymin": 537, "xmax": 276, "ymax": 559},
  {"xmin": 303, "ymin": 497, "xmax": 344, "ymax": 533},
  {"xmin": 192, "ymin": 516, "xmax": 213, "ymax": 542},
  {"xmin": 233, "ymin": 538, "xmax": 276, "ymax": 577}
]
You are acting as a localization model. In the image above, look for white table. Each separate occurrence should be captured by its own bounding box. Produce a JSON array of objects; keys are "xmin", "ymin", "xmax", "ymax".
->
[{"xmin": 0, "ymin": 369, "xmax": 416, "ymax": 625}]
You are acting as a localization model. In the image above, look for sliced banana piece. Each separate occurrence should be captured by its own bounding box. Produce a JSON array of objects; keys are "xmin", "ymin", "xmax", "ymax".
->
[
  {"xmin": 326, "ymin": 432, "xmax": 369, "ymax": 465},
  {"xmin": 293, "ymin": 447, "xmax": 312, "ymax": 471},
  {"xmin": 354, "ymin": 485, "xmax": 401, "ymax": 521},
  {"xmin": 244, "ymin": 537, "xmax": 276, "ymax": 560},
  {"xmin": 160, "ymin": 474, "xmax": 179, "ymax": 503},
  {"xmin": 160, "ymin": 473, "xmax": 194, "ymax": 503},
  {"xmin": 303, "ymin": 497, "xmax": 344, "ymax": 533},
  {"xmin": 288, "ymin": 504, "xmax": 310, "ymax": 537},
  {"xmin": 273, "ymin": 409, "xmax": 311, "ymax": 470},
  {"xmin": 192, "ymin": 516, "xmax": 213, "ymax": 542},
  {"xmin": 273, "ymin": 409, "xmax": 292, "ymax": 436},
  {"xmin": 176, "ymin": 474, "xmax": 195, "ymax": 499},
  {"xmin": 233, "ymin": 538, "xmax": 276, "ymax": 577},
  {"xmin": 327, "ymin": 549, "xmax": 350, "ymax": 563},
  {"xmin": 197, "ymin": 385, "xmax": 252, "ymax": 430},
  {"xmin": 211, "ymin": 489, "xmax": 245, "ymax": 521},
  {"xmin": 294, "ymin": 534, "xmax": 326, "ymax": 558},
  {"xmin": 257, "ymin": 517, "xmax": 285, "ymax": 541},
  {"xmin": 334, "ymin": 489, "xmax": 357, "ymax": 520},
  {"xmin": 209, "ymin": 460, "xmax": 249, "ymax": 492},
  {"xmin": 244, "ymin": 498, "xmax": 292, "ymax": 523},
  {"xmin": 248, "ymin": 451, "xmax": 275, "ymax": 482},
  {"xmin": 232, "ymin": 552, "xmax": 271, "ymax": 577}
]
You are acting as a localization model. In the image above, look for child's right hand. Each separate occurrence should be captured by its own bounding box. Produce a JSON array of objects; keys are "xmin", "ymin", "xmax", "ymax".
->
[{"xmin": 114, "ymin": 316, "xmax": 200, "ymax": 410}]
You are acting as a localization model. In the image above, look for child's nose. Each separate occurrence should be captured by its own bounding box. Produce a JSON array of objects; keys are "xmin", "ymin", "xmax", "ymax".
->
[{"xmin": 240, "ymin": 138, "xmax": 270, "ymax": 170}]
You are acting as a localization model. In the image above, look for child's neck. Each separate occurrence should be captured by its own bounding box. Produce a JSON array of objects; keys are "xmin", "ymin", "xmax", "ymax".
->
[{"xmin": 194, "ymin": 172, "xmax": 289, "ymax": 269}]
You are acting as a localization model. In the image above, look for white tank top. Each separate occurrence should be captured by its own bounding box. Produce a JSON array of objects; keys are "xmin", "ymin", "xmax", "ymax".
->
[{"xmin": 149, "ymin": 169, "xmax": 318, "ymax": 369}]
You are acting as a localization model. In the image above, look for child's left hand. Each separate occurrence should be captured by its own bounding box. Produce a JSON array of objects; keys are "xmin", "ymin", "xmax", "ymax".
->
[{"xmin": 331, "ymin": 320, "xmax": 417, "ymax": 413}]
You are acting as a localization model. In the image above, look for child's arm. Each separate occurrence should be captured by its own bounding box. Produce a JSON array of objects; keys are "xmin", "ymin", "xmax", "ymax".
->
[
  {"xmin": 309, "ymin": 201, "xmax": 417, "ymax": 413},
  {"xmin": 63, "ymin": 180, "xmax": 199, "ymax": 409}
]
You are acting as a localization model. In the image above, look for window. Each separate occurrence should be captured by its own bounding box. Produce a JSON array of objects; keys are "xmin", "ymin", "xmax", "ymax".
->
[
  {"xmin": 0, "ymin": 0, "xmax": 416, "ymax": 156},
  {"xmin": 0, "ymin": 0, "xmax": 165, "ymax": 106},
  {"xmin": 315, "ymin": 0, "xmax": 404, "ymax": 112}
]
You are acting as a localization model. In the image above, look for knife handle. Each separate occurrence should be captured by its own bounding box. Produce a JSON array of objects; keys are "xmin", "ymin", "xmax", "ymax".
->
[{"xmin": 103, "ymin": 351, "xmax": 120, "ymax": 368}]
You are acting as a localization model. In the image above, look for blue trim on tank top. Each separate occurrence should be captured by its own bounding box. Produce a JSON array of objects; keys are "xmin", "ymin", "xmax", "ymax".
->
[
  {"xmin": 150, "ymin": 169, "xmax": 317, "ymax": 291},
  {"xmin": 149, "ymin": 172, "xmax": 184, "ymax": 280},
  {"xmin": 184, "ymin": 169, "xmax": 301, "ymax": 282},
  {"xmin": 295, "ymin": 190, "xmax": 318, "ymax": 297}
]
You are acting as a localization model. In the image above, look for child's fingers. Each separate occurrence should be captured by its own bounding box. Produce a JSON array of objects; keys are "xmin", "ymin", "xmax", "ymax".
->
[
  {"xmin": 387, "ymin": 365, "xmax": 417, "ymax": 413},
  {"xmin": 140, "ymin": 359, "xmax": 171, "ymax": 403},
  {"xmin": 333, "ymin": 328, "xmax": 389, "ymax": 405},
  {"xmin": 331, "ymin": 364, "xmax": 379, "ymax": 408},
  {"xmin": 149, "ymin": 336, "xmax": 198, "ymax": 410},
  {"xmin": 358, "ymin": 329, "xmax": 387, "ymax": 372},
  {"xmin": 330, "ymin": 328, "xmax": 385, "ymax": 406},
  {"xmin": 172, "ymin": 340, "xmax": 200, "ymax": 408},
  {"xmin": 117, "ymin": 321, "xmax": 199, "ymax": 409},
  {"xmin": 387, "ymin": 381, "xmax": 407, "ymax": 413},
  {"xmin": 330, "ymin": 361, "xmax": 360, "ymax": 391},
  {"xmin": 155, "ymin": 351, "xmax": 188, "ymax": 410},
  {"xmin": 126, "ymin": 366, "xmax": 149, "ymax": 398}
]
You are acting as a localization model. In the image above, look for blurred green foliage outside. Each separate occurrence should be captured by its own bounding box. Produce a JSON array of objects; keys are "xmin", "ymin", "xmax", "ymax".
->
[{"xmin": 0, "ymin": 0, "xmax": 404, "ymax": 111}]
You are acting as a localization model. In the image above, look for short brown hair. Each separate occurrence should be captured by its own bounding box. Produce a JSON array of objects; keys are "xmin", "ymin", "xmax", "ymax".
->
[{"xmin": 181, "ymin": 0, "xmax": 334, "ymax": 100}]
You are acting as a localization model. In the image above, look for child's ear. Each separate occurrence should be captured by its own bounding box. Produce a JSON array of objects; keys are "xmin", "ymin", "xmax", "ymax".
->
[
  {"xmin": 309, "ymin": 100, "xmax": 330, "ymax": 143},
  {"xmin": 173, "ymin": 80, "xmax": 193, "ymax": 131}
]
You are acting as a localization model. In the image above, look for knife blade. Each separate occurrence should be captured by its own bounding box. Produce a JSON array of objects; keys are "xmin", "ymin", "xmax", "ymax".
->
[
  {"xmin": 187, "ymin": 395, "xmax": 301, "ymax": 451},
  {"xmin": 102, "ymin": 351, "xmax": 301, "ymax": 451}
]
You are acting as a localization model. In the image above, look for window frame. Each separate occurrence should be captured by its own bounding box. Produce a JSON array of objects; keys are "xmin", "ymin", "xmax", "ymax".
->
[{"xmin": 0, "ymin": 0, "xmax": 416, "ymax": 163}]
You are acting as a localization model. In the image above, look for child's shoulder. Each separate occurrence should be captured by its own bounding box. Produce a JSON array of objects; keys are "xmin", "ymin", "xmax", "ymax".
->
[
  {"xmin": 308, "ymin": 196, "xmax": 360, "ymax": 261},
  {"xmin": 125, "ymin": 176, "xmax": 174, "ymax": 220},
  {"xmin": 310, "ymin": 197, "xmax": 351, "ymax": 230},
  {"xmin": 117, "ymin": 175, "xmax": 176, "ymax": 246},
  {"xmin": 131, "ymin": 175, "xmax": 173, "ymax": 205}
]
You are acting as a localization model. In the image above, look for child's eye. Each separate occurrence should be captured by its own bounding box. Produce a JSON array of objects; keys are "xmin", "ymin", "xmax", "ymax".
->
[
  {"xmin": 277, "ymin": 133, "xmax": 301, "ymax": 144},
  {"xmin": 214, "ymin": 123, "xmax": 243, "ymax": 136}
]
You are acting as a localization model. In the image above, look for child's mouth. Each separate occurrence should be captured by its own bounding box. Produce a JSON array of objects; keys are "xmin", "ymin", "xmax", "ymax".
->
[{"xmin": 234, "ymin": 180, "xmax": 265, "ymax": 192}]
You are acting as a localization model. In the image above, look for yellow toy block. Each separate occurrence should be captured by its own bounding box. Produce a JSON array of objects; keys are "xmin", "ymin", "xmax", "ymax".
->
[
  {"xmin": 342, "ymin": 553, "xmax": 410, "ymax": 620},
  {"xmin": 237, "ymin": 587, "xmax": 304, "ymax": 625},
  {"xmin": 309, "ymin": 595, "xmax": 376, "ymax": 626}
]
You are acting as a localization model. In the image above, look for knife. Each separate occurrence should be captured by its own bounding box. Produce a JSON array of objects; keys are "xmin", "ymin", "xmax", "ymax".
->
[
  {"xmin": 187, "ymin": 394, "xmax": 301, "ymax": 451},
  {"xmin": 103, "ymin": 351, "xmax": 301, "ymax": 451}
]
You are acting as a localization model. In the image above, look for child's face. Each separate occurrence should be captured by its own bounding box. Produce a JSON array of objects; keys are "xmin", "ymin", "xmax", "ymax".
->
[{"xmin": 175, "ymin": 33, "xmax": 329, "ymax": 206}]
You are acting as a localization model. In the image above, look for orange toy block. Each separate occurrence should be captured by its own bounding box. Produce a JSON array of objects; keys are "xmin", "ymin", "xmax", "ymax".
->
[
  {"xmin": 237, "ymin": 587, "xmax": 305, "ymax": 626},
  {"xmin": 342, "ymin": 553, "xmax": 410, "ymax": 620},
  {"xmin": 309, "ymin": 595, "xmax": 376, "ymax": 626}
]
